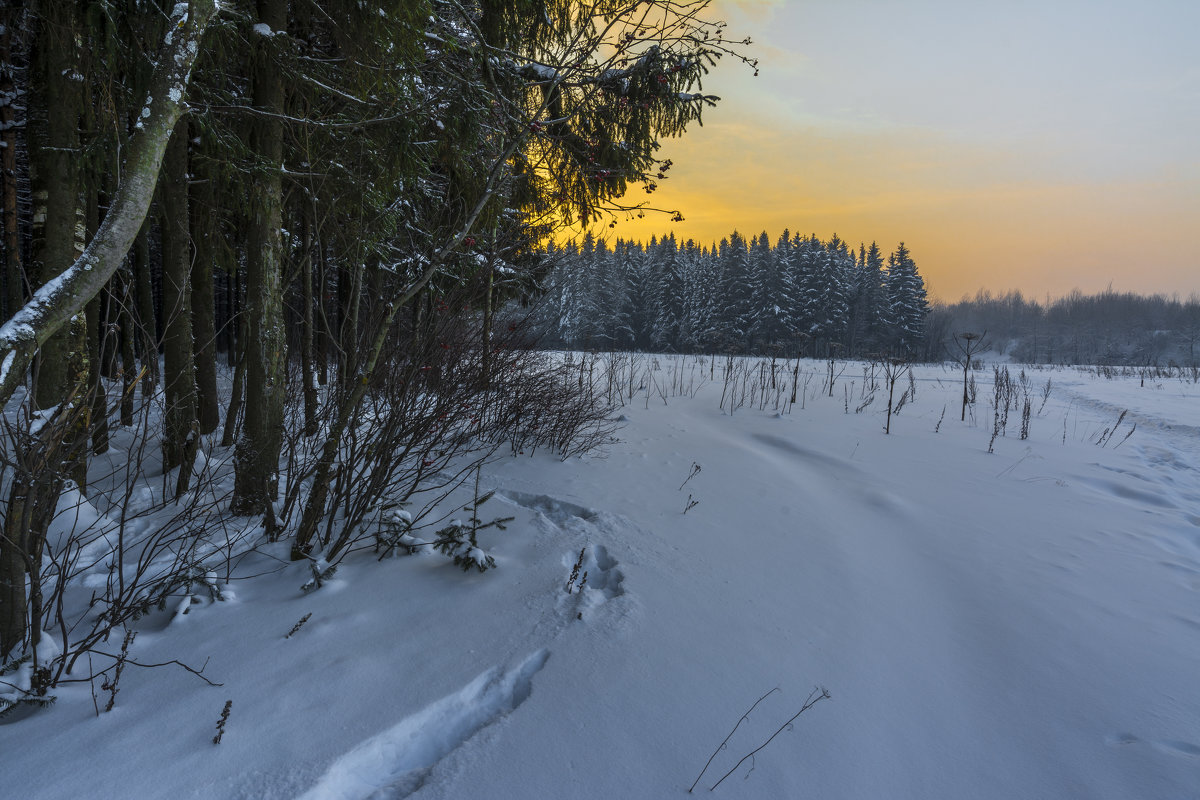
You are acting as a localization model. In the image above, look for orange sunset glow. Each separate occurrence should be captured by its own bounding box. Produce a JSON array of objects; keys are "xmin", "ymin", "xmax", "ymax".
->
[{"xmin": 588, "ymin": 0, "xmax": 1199, "ymax": 301}]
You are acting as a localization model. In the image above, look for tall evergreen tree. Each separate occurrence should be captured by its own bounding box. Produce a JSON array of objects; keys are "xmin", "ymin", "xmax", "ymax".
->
[
  {"xmin": 649, "ymin": 234, "xmax": 682, "ymax": 351},
  {"xmin": 885, "ymin": 241, "xmax": 929, "ymax": 355},
  {"xmin": 716, "ymin": 231, "xmax": 752, "ymax": 349}
]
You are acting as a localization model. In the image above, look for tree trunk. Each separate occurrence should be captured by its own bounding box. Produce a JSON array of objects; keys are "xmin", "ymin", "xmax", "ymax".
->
[
  {"xmin": 85, "ymin": 175, "xmax": 109, "ymax": 455},
  {"xmin": 189, "ymin": 119, "xmax": 220, "ymax": 435},
  {"xmin": 116, "ymin": 263, "xmax": 136, "ymax": 426},
  {"xmin": 225, "ymin": 265, "xmax": 237, "ymax": 367},
  {"xmin": 337, "ymin": 255, "xmax": 361, "ymax": 392},
  {"xmin": 482, "ymin": 264, "xmax": 494, "ymax": 387},
  {"xmin": 299, "ymin": 208, "xmax": 318, "ymax": 435},
  {"xmin": 232, "ymin": 0, "xmax": 287, "ymax": 518},
  {"xmin": 315, "ymin": 242, "xmax": 329, "ymax": 384},
  {"xmin": 0, "ymin": 5, "xmax": 24, "ymax": 322},
  {"xmin": 159, "ymin": 119, "xmax": 197, "ymax": 482},
  {"xmin": 221, "ymin": 276, "xmax": 246, "ymax": 448},
  {"xmin": 0, "ymin": 487, "xmax": 29, "ymax": 660},
  {"xmin": 28, "ymin": 0, "xmax": 85, "ymax": 414},
  {"xmin": 0, "ymin": 0, "xmax": 217, "ymax": 409},
  {"xmin": 99, "ymin": 282, "xmax": 118, "ymax": 380},
  {"xmin": 26, "ymin": 0, "xmax": 89, "ymax": 503},
  {"xmin": 131, "ymin": 226, "xmax": 158, "ymax": 396},
  {"xmin": 0, "ymin": 408, "xmax": 75, "ymax": 661}
]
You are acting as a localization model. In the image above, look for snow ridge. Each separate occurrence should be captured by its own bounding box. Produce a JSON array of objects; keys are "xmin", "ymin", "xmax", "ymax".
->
[{"xmin": 297, "ymin": 649, "xmax": 551, "ymax": 800}]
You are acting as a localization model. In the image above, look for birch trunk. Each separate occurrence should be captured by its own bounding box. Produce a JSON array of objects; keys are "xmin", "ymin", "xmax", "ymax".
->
[{"xmin": 0, "ymin": 0, "xmax": 217, "ymax": 408}]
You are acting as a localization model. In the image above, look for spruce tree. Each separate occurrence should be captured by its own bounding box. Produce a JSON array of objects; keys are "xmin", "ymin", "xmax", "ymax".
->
[
  {"xmin": 716, "ymin": 231, "xmax": 752, "ymax": 350},
  {"xmin": 885, "ymin": 241, "xmax": 929, "ymax": 355}
]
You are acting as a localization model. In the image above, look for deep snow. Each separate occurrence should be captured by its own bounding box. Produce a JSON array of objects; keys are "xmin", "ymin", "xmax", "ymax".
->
[{"xmin": 4, "ymin": 356, "xmax": 1200, "ymax": 799}]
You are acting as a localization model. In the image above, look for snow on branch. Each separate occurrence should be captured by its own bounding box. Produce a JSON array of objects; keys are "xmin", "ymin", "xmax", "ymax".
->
[{"xmin": 0, "ymin": 0, "xmax": 218, "ymax": 406}]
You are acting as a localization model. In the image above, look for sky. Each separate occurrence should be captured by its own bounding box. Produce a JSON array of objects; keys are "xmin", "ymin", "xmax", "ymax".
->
[{"xmin": 598, "ymin": 0, "xmax": 1199, "ymax": 302}]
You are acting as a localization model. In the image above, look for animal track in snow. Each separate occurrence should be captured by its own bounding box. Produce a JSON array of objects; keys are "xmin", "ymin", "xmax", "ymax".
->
[
  {"xmin": 496, "ymin": 490, "xmax": 598, "ymax": 526},
  {"xmin": 499, "ymin": 488, "xmax": 632, "ymax": 625},
  {"xmin": 298, "ymin": 649, "xmax": 550, "ymax": 800},
  {"xmin": 567, "ymin": 544, "xmax": 625, "ymax": 603}
]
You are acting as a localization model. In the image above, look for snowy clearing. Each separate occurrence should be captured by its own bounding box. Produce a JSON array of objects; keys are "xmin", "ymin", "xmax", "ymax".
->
[{"xmin": 4, "ymin": 355, "xmax": 1200, "ymax": 799}]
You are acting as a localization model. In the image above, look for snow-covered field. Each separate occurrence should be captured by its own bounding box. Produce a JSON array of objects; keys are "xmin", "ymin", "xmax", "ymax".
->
[{"xmin": 5, "ymin": 356, "xmax": 1200, "ymax": 799}]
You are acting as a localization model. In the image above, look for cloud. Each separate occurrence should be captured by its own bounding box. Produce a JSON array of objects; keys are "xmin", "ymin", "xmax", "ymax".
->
[
  {"xmin": 718, "ymin": 0, "xmax": 788, "ymax": 18},
  {"xmin": 601, "ymin": 119, "xmax": 1199, "ymax": 299},
  {"xmin": 575, "ymin": 0, "xmax": 1200, "ymax": 299}
]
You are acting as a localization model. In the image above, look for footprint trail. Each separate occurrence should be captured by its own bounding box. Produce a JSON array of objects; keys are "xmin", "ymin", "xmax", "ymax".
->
[{"xmin": 298, "ymin": 649, "xmax": 550, "ymax": 800}]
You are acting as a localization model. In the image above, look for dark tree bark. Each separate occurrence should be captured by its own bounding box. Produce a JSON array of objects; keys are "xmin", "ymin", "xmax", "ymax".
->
[
  {"xmin": 221, "ymin": 271, "xmax": 246, "ymax": 449},
  {"xmin": 132, "ymin": 226, "xmax": 158, "ymax": 395},
  {"xmin": 337, "ymin": 254, "xmax": 360, "ymax": 392},
  {"xmin": 299, "ymin": 208, "xmax": 318, "ymax": 435},
  {"xmin": 116, "ymin": 263, "xmax": 136, "ymax": 426},
  {"xmin": 159, "ymin": 119, "xmax": 197, "ymax": 483},
  {"xmin": 315, "ymin": 242, "xmax": 330, "ymax": 384},
  {"xmin": 85, "ymin": 192, "xmax": 109, "ymax": 456},
  {"xmin": 232, "ymin": 0, "xmax": 288, "ymax": 519},
  {"xmin": 0, "ymin": 0, "xmax": 217, "ymax": 408},
  {"xmin": 189, "ymin": 118, "xmax": 219, "ymax": 435},
  {"xmin": 27, "ymin": 0, "xmax": 86, "ymax": 415},
  {"xmin": 0, "ymin": 4, "xmax": 25, "ymax": 322}
]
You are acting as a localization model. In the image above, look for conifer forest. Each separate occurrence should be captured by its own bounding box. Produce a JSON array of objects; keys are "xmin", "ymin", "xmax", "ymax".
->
[
  {"xmin": 532, "ymin": 232, "xmax": 931, "ymax": 358},
  {"xmin": 2, "ymin": 4, "xmax": 1200, "ymax": 798},
  {"xmin": 0, "ymin": 0, "xmax": 751, "ymax": 690}
]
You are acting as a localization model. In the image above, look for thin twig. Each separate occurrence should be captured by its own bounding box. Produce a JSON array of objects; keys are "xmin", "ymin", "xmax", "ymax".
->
[
  {"xmin": 709, "ymin": 686, "xmax": 831, "ymax": 792},
  {"xmin": 87, "ymin": 652, "xmax": 223, "ymax": 687},
  {"xmin": 688, "ymin": 687, "xmax": 780, "ymax": 793}
]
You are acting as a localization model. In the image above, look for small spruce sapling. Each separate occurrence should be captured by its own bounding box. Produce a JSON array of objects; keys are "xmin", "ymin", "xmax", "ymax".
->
[
  {"xmin": 0, "ymin": 655, "xmax": 58, "ymax": 718},
  {"xmin": 375, "ymin": 506, "xmax": 421, "ymax": 558},
  {"xmin": 433, "ymin": 472, "xmax": 513, "ymax": 572}
]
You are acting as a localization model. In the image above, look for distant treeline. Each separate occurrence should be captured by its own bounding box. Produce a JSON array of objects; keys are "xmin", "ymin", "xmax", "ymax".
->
[
  {"xmin": 933, "ymin": 290, "xmax": 1200, "ymax": 366},
  {"xmin": 528, "ymin": 231, "xmax": 933, "ymax": 359}
]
